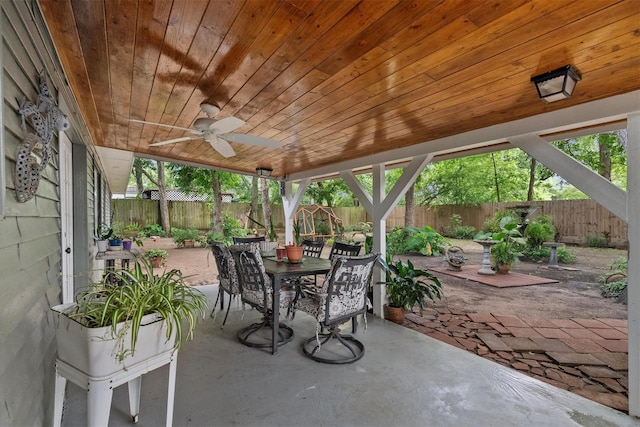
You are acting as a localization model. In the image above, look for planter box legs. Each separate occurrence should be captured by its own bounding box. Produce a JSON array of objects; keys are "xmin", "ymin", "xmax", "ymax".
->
[{"xmin": 53, "ymin": 350, "xmax": 178, "ymax": 427}]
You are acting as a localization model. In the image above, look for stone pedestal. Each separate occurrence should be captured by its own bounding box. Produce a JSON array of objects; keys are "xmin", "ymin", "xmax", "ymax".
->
[
  {"xmin": 543, "ymin": 242, "xmax": 565, "ymax": 269},
  {"xmin": 474, "ymin": 240, "xmax": 498, "ymax": 275}
]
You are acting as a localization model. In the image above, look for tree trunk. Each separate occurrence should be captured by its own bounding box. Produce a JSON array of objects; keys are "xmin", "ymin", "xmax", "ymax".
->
[
  {"xmin": 527, "ymin": 157, "xmax": 536, "ymax": 201},
  {"xmin": 211, "ymin": 170, "xmax": 222, "ymax": 234},
  {"xmin": 261, "ymin": 178, "xmax": 271, "ymax": 238},
  {"xmin": 157, "ymin": 161, "xmax": 170, "ymax": 233},
  {"xmin": 598, "ymin": 140, "xmax": 612, "ymax": 180},
  {"xmin": 491, "ymin": 153, "xmax": 501, "ymax": 202},
  {"xmin": 133, "ymin": 159, "xmax": 145, "ymax": 197},
  {"xmin": 245, "ymin": 177, "xmax": 259, "ymax": 229},
  {"xmin": 404, "ymin": 183, "xmax": 415, "ymax": 228}
]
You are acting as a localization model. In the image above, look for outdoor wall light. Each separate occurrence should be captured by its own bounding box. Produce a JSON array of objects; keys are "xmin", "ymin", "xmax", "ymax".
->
[
  {"xmin": 531, "ymin": 65, "xmax": 581, "ymax": 103},
  {"xmin": 256, "ymin": 167, "xmax": 273, "ymax": 177}
]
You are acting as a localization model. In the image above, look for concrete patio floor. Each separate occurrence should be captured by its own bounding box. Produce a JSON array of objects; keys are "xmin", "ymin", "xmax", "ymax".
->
[{"xmin": 59, "ymin": 285, "xmax": 639, "ymax": 427}]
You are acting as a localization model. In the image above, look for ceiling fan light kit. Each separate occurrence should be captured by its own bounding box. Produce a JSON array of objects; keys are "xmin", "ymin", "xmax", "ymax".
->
[{"xmin": 199, "ymin": 102, "xmax": 220, "ymax": 117}]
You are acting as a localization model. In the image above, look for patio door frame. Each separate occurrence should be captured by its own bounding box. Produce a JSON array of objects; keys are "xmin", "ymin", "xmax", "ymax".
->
[{"xmin": 60, "ymin": 132, "xmax": 74, "ymax": 303}]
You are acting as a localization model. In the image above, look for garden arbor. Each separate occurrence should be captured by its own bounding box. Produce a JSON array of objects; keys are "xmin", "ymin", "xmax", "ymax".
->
[{"xmin": 295, "ymin": 204, "xmax": 342, "ymax": 240}]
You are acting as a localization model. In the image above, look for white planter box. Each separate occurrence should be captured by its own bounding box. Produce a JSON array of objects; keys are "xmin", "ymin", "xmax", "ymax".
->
[
  {"xmin": 52, "ymin": 304, "xmax": 176, "ymax": 377},
  {"xmin": 259, "ymin": 241, "xmax": 277, "ymax": 257}
]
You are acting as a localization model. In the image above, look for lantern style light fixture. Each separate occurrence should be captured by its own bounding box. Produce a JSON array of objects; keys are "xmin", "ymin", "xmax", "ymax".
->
[
  {"xmin": 531, "ymin": 65, "xmax": 581, "ymax": 103},
  {"xmin": 256, "ymin": 167, "xmax": 272, "ymax": 177}
]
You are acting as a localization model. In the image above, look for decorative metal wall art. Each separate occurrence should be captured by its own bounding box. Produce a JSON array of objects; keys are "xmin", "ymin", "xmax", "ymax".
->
[{"xmin": 14, "ymin": 71, "xmax": 69, "ymax": 202}]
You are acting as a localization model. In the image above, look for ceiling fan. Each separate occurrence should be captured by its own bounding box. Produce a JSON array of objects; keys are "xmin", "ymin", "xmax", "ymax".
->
[{"xmin": 130, "ymin": 103, "xmax": 281, "ymax": 158}]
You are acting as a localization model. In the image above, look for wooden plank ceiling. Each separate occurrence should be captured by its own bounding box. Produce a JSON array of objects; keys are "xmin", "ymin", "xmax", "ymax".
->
[{"xmin": 40, "ymin": 0, "xmax": 640, "ymax": 179}]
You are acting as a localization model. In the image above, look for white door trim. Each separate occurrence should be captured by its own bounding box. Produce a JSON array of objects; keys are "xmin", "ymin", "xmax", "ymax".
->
[{"xmin": 60, "ymin": 133, "xmax": 74, "ymax": 303}]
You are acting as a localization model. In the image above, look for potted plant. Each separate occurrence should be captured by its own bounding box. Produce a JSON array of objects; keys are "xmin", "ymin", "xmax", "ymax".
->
[
  {"xmin": 285, "ymin": 220, "xmax": 304, "ymax": 263},
  {"xmin": 51, "ymin": 257, "xmax": 207, "ymax": 376},
  {"xmin": 381, "ymin": 256, "xmax": 443, "ymax": 324},
  {"xmin": 144, "ymin": 249, "xmax": 167, "ymax": 268},
  {"xmin": 121, "ymin": 223, "xmax": 144, "ymax": 250},
  {"xmin": 171, "ymin": 227, "xmax": 201, "ymax": 248},
  {"xmin": 475, "ymin": 215, "xmax": 527, "ymax": 273},
  {"xmin": 95, "ymin": 223, "xmax": 113, "ymax": 252}
]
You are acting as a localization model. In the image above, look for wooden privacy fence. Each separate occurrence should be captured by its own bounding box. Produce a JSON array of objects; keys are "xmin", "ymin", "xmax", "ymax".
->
[{"xmin": 113, "ymin": 199, "xmax": 628, "ymax": 248}]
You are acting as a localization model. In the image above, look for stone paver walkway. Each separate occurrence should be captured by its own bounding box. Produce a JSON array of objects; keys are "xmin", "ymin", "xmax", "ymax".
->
[{"xmin": 404, "ymin": 308, "xmax": 629, "ymax": 413}]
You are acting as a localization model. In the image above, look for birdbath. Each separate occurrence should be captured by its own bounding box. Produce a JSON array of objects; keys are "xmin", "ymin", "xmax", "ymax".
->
[
  {"xmin": 542, "ymin": 242, "xmax": 565, "ymax": 269},
  {"xmin": 474, "ymin": 240, "xmax": 498, "ymax": 275}
]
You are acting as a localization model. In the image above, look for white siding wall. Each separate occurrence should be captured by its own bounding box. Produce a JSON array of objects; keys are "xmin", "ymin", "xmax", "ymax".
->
[{"xmin": 0, "ymin": 2, "xmax": 110, "ymax": 425}]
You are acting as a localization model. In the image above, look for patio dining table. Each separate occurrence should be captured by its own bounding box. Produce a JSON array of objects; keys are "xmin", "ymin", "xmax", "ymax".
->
[{"xmin": 262, "ymin": 257, "xmax": 332, "ymax": 355}]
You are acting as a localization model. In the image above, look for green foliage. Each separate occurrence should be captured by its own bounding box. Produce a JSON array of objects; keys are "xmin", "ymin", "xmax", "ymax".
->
[
  {"xmin": 522, "ymin": 246, "xmax": 576, "ymax": 264},
  {"xmin": 144, "ymin": 249, "xmax": 167, "ymax": 264},
  {"xmin": 221, "ymin": 213, "xmax": 245, "ymax": 239},
  {"xmin": 601, "ymin": 279, "xmax": 627, "ymax": 298},
  {"xmin": 475, "ymin": 215, "xmax": 527, "ymax": 269},
  {"xmin": 95, "ymin": 223, "xmax": 113, "ymax": 240},
  {"xmin": 441, "ymin": 214, "xmax": 475, "ymax": 239},
  {"xmin": 600, "ymin": 256, "xmax": 627, "ymax": 298},
  {"xmin": 585, "ymin": 234, "xmax": 608, "ymax": 248},
  {"xmin": 171, "ymin": 228, "xmax": 204, "ymax": 247},
  {"xmin": 608, "ymin": 257, "xmax": 628, "ymax": 273},
  {"xmin": 491, "ymin": 241, "xmax": 520, "ymax": 268},
  {"xmin": 139, "ymin": 223, "xmax": 166, "ymax": 238},
  {"xmin": 315, "ymin": 221, "xmax": 331, "ymax": 236},
  {"xmin": 381, "ymin": 257, "xmax": 442, "ymax": 309},
  {"xmin": 121, "ymin": 223, "xmax": 144, "ymax": 246},
  {"xmin": 64, "ymin": 257, "xmax": 207, "ymax": 362},
  {"xmin": 480, "ymin": 211, "xmax": 514, "ymax": 233},
  {"xmin": 524, "ymin": 215, "xmax": 556, "ymax": 248},
  {"xmin": 293, "ymin": 221, "xmax": 302, "ymax": 246},
  {"xmin": 387, "ymin": 226, "xmax": 447, "ymax": 257}
]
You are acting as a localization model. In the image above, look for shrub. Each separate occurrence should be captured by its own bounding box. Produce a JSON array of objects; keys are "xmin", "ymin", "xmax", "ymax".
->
[
  {"xmin": 481, "ymin": 211, "xmax": 512, "ymax": 234},
  {"xmin": 524, "ymin": 215, "xmax": 556, "ymax": 248},
  {"xmin": 601, "ymin": 279, "xmax": 627, "ymax": 298},
  {"xmin": 387, "ymin": 226, "xmax": 447, "ymax": 257},
  {"xmin": 221, "ymin": 213, "xmax": 245, "ymax": 238},
  {"xmin": 522, "ymin": 246, "xmax": 576, "ymax": 264},
  {"xmin": 139, "ymin": 223, "xmax": 166, "ymax": 238},
  {"xmin": 600, "ymin": 256, "xmax": 627, "ymax": 298},
  {"xmin": 585, "ymin": 234, "xmax": 608, "ymax": 248},
  {"xmin": 171, "ymin": 228, "xmax": 204, "ymax": 247},
  {"xmin": 442, "ymin": 214, "xmax": 475, "ymax": 239},
  {"xmin": 450, "ymin": 225, "xmax": 476, "ymax": 240}
]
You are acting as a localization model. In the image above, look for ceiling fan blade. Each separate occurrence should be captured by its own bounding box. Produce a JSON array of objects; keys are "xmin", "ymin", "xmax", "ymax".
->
[
  {"xmin": 209, "ymin": 117, "xmax": 245, "ymax": 134},
  {"xmin": 221, "ymin": 133, "xmax": 281, "ymax": 148},
  {"xmin": 129, "ymin": 119, "xmax": 194, "ymax": 132},
  {"xmin": 205, "ymin": 134, "xmax": 236, "ymax": 158},
  {"xmin": 149, "ymin": 135, "xmax": 201, "ymax": 147}
]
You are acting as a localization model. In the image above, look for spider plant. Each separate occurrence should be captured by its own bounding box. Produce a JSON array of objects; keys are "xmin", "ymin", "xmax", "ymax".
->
[{"xmin": 63, "ymin": 257, "xmax": 207, "ymax": 362}]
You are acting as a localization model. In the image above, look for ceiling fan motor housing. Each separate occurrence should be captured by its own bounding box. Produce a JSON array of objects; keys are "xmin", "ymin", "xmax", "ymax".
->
[{"xmin": 193, "ymin": 117, "xmax": 217, "ymax": 131}]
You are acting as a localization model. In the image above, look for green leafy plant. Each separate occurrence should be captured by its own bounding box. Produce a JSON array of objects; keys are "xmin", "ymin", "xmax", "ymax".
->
[
  {"xmin": 221, "ymin": 213, "xmax": 245, "ymax": 239},
  {"xmin": 62, "ymin": 257, "xmax": 207, "ymax": 362},
  {"xmin": 293, "ymin": 220, "xmax": 302, "ymax": 246},
  {"xmin": 139, "ymin": 223, "xmax": 166, "ymax": 238},
  {"xmin": 522, "ymin": 246, "xmax": 576, "ymax": 264},
  {"xmin": 600, "ymin": 256, "xmax": 627, "ymax": 298},
  {"xmin": 524, "ymin": 215, "xmax": 556, "ymax": 248},
  {"xmin": 144, "ymin": 249, "xmax": 167, "ymax": 265},
  {"xmin": 475, "ymin": 215, "xmax": 527, "ymax": 270},
  {"xmin": 95, "ymin": 223, "xmax": 113, "ymax": 240},
  {"xmin": 381, "ymin": 256, "xmax": 442, "ymax": 310},
  {"xmin": 171, "ymin": 228, "xmax": 203, "ymax": 248},
  {"xmin": 121, "ymin": 223, "xmax": 144, "ymax": 247},
  {"xmin": 386, "ymin": 226, "xmax": 447, "ymax": 257},
  {"xmin": 585, "ymin": 234, "xmax": 608, "ymax": 248}
]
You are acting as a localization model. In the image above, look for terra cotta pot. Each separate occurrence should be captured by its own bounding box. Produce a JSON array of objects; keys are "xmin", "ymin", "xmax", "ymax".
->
[
  {"xmin": 384, "ymin": 304, "xmax": 406, "ymax": 324},
  {"xmin": 285, "ymin": 245, "xmax": 304, "ymax": 263}
]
